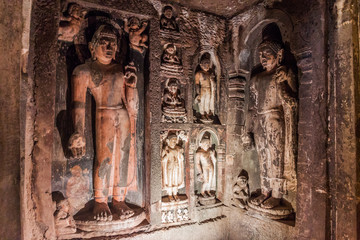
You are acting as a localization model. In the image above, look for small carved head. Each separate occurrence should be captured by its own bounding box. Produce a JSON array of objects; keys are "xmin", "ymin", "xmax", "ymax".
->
[
  {"xmin": 128, "ymin": 17, "xmax": 141, "ymax": 30},
  {"xmin": 199, "ymin": 53, "xmax": 211, "ymax": 72},
  {"xmin": 165, "ymin": 43, "xmax": 176, "ymax": 55},
  {"xmin": 257, "ymin": 40, "xmax": 283, "ymax": 72},
  {"xmin": 237, "ymin": 175, "xmax": 248, "ymax": 188},
  {"xmin": 166, "ymin": 132, "xmax": 178, "ymax": 148},
  {"xmin": 200, "ymin": 133, "xmax": 211, "ymax": 151},
  {"xmin": 89, "ymin": 25, "xmax": 118, "ymax": 64},
  {"xmin": 70, "ymin": 165, "xmax": 82, "ymax": 177},
  {"xmin": 167, "ymin": 78, "xmax": 179, "ymax": 95},
  {"xmin": 68, "ymin": 3, "xmax": 87, "ymax": 19},
  {"xmin": 163, "ymin": 6, "xmax": 174, "ymax": 19}
]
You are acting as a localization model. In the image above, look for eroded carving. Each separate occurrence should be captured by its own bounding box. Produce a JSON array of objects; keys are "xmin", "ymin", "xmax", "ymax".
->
[
  {"xmin": 52, "ymin": 192, "xmax": 77, "ymax": 236},
  {"xmin": 232, "ymin": 174, "xmax": 249, "ymax": 209},
  {"xmin": 195, "ymin": 132, "xmax": 217, "ymax": 205},
  {"xmin": 161, "ymin": 131, "xmax": 187, "ymax": 202},
  {"xmin": 162, "ymin": 78, "xmax": 187, "ymax": 123},
  {"xmin": 242, "ymin": 24, "xmax": 297, "ymax": 219},
  {"xmin": 58, "ymin": 3, "xmax": 87, "ymax": 42},
  {"xmin": 160, "ymin": 5, "xmax": 179, "ymax": 31},
  {"xmin": 161, "ymin": 43, "xmax": 183, "ymax": 75},
  {"xmin": 194, "ymin": 53, "xmax": 217, "ymax": 124},
  {"xmin": 124, "ymin": 17, "xmax": 148, "ymax": 53},
  {"xmin": 68, "ymin": 24, "xmax": 140, "ymax": 222}
]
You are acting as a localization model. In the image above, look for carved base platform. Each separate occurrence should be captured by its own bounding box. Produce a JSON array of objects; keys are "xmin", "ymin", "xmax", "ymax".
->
[
  {"xmin": 161, "ymin": 194, "xmax": 189, "ymax": 223},
  {"xmin": 247, "ymin": 201, "xmax": 294, "ymax": 220},
  {"xmin": 162, "ymin": 111, "xmax": 187, "ymax": 123},
  {"xmin": 74, "ymin": 205, "xmax": 146, "ymax": 232},
  {"xmin": 161, "ymin": 64, "xmax": 183, "ymax": 76},
  {"xmin": 199, "ymin": 118, "xmax": 214, "ymax": 124},
  {"xmin": 198, "ymin": 195, "xmax": 216, "ymax": 206}
]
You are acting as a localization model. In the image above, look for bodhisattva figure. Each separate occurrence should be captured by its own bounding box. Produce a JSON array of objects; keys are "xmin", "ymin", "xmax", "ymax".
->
[
  {"xmin": 58, "ymin": 3, "xmax": 87, "ymax": 42},
  {"xmin": 160, "ymin": 6, "xmax": 178, "ymax": 31},
  {"xmin": 194, "ymin": 53, "xmax": 216, "ymax": 123},
  {"xmin": 196, "ymin": 134, "xmax": 216, "ymax": 198},
  {"xmin": 162, "ymin": 43, "xmax": 181, "ymax": 65},
  {"xmin": 232, "ymin": 175, "xmax": 249, "ymax": 209},
  {"xmin": 68, "ymin": 24, "xmax": 139, "ymax": 221},
  {"xmin": 124, "ymin": 17, "xmax": 148, "ymax": 53},
  {"xmin": 161, "ymin": 132, "xmax": 185, "ymax": 202},
  {"xmin": 242, "ymin": 35, "xmax": 297, "ymax": 209}
]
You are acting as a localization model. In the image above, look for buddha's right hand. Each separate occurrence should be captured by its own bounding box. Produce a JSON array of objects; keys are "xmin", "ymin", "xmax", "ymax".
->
[{"xmin": 68, "ymin": 133, "xmax": 86, "ymax": 158}]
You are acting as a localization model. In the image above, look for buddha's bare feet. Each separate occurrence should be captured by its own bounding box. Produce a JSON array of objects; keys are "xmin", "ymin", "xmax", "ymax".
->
[
  {"xmin": 169, "ymin": 195, "xmax": 175, "ymax": 202},
  {"xmin": 112, "ymin": 200, "xmax": 135, "ymax": 220},
  {"xmin": 250, "ymin": 194, "xmax": 269, "ymax": 206},
  {"xmin": 261, "ymin": 197, "xmax": 280, "ymax": 209},
  {"xmin": 206, "ymin": 191, "xmax": 213, "ymax": 197},
  {"xmin": 173, "ymin": 194, "xmax": 180, "ymax": 202},
  {"xmin": 200, "ymin": 192, "xmax": 207, "ymax": 198},
  {"xmin": 93, "ymin": 202, "xmax": 113, "ymax": 221}
]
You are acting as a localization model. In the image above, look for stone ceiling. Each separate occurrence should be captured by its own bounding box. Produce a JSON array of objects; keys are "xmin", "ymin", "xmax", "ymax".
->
[{"xmin": 167, "ymin": 0, "xmax": 263, "ymax": 18}]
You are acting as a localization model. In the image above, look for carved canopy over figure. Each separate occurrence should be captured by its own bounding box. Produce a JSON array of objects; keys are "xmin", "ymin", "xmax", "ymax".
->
[
  {"xmin": 242, "ymin": 24, "xmax": 298, "ymax": 210},
  {"xmin": 196, "ymin": 133, "xmax": 216, "ymax": 198},
  {"xmin": 68, "ymin": 24, "xmax": 139, "ymax": 221},
  {"xmin": 161, "ymin": 132, "xmax": 185, "ymax": 202},
  {"xmin": 160, "ymin": 5, "xmax": 179, "ymax": 31},
  {"xmin": 194, "ymin": 53, "xmax": 216, "ymax": 123}
]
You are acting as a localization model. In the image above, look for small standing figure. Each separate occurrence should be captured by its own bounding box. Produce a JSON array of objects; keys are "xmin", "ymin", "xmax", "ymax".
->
[
  {"xmin": 58, "ymin": 3, "xmax": 87, "ymax": 42},
  {"xmin": 160, "ymin": 6, "xmax": 178, "ymax": 31},
  {"xmin": 124, "ymin": 17, "xmax": 148, "ymax": 53},
  {"xmin": 195, "ymin": 133, "xmax": 216, "ymax": 198},
  {"xmin": 194, "ymin": 53, "xmax": 216, "ymax": 123},
  {"xmin": 162, "ymin": 78, "xmax": 186, "ymax": 123},
  {"xmin": 232, "ymin": 175, "xmax": 250, "ymax": 209},
  {"xmin": 161, "ymin": 132, "xmax": 185, "ymax": 202},
  {"xmin": 162, "ymin": 43, "xmax": 181, "ymax": 65}
]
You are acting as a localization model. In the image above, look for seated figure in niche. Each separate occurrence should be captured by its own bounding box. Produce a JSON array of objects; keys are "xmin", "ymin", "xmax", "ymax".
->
[
  {"xmin": 124, "ymin": 17, "xmax": 148, "ymax": 53},
  {"xmin": 162, "ymin": 78, "xmax": 186, "ymax": 115},
  {"xmin": 194, "ymin": 53, "xmax": 216, "ymax": 123},
  {"xmin": 161, "ymin": 132, "xmax": 185, "ymax": 202},
  {"xmin": 196, "ymin": 133, "xmax": 216, "ymax": 198},
  {"xmin": 160, "ymin": 5, "xmax": 178, "ymax": 31},
  {"xmin": 242, "ymin": 24, "xmax": 297, "ymax": 209},
  {"xmin": 58, "ymin": 3, "xmax": 87, "ymax": 42},
  {"xmin": 162, "ymin": 43, "xmax": 181, "ymax": 66},
  {"xmin": 68, "ymin": 24, "xmax": 139, "ymax": 221}
]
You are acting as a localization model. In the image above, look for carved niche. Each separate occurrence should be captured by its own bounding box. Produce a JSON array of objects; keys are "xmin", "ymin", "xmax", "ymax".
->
[
  {"xmin": 160, "ymin": 43, "xmax": 183, "ymax": 75},
  {"xmin": 242, "ymin": 23, "xmax": 298, "ymax": 220},
  {"xmin": 161, "ymin": 77, "xmax": 187, "ymax": 123},
  {"xmin": 160, "ymin": 5, "xmax": 179, "ymax": 32}
]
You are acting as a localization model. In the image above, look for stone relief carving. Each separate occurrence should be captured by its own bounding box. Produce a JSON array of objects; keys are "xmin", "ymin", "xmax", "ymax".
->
[
  {"xmin": 52, "ymin": 192, "xmax": 77, "ymax": 237},
  {"xmin": 160, "ymin": 43, "xmax": 183, "ymax": 75},
  {"xmin": 58, "ymin": 3, "xmax": 88, "ymax": 42},
  {"xmin": 68, "ymin": 24, "xmax": 142, "ymax": 224},
  {"xmin": 124, "ymin": 17, "xmax": 148, "ymax": 53},
  {"xmin": 195, "ymin": 132, "xmax": 217, "ymax": 205},
  {"xmin": 161, "ymin": 131, "xmax": 187, "ymax": 202},
  {"xmin": 242, "ymin": 24, "xmax": 297, "ymax": 219},
  {"xmin": 232, "ymin": 173, "xmax": 249, "ymax": 209},
  {"xmin": 194, "ymin": 53, "xmax": 217, "ymax": 124},
  {"xmin": 161, "ymin": 208, "xmax": 189, "ymax": 223},
  {"xmin": 160, "ymin": 5, "xmax": 179, "ymax": 32},
  {"xmin": 161, "ymin": 78, "xmax": 187, "ymax": 123}
]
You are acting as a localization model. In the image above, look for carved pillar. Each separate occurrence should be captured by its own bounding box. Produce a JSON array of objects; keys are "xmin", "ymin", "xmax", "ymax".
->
[
  {"xmin": 188, "ymin": 142, "xmax": 197, "ymax": 219},
  {"xmin": 215, "ymin": 144, "xmax": 226, "ymax": 201}
]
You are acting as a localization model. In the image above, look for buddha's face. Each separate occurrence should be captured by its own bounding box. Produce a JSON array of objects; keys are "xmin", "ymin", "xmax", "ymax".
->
[
  {"xmin": 168, "ymin": 137, "xmax": 178, "ymax": 148},
  {"xmin": 200, "ymin": 59, "xmax": 211, "ymax": 72},
  {"xmin": 200, "ymin": 139, "xmax": 211, "ymax": 151},
  {"xmin": 258, "ymin": 48, "xmax": 278, "ymax": 72},
  {"xmin": 166, "ymin": 45, "xmax": 176, "ymax": 55},
  {"xmin": 168, "ymin": 84, "xmax": 178, "ymax": 94},
  {"xmin": 164, "ymin": 8, "xmax": 173, "ymax": 19},
  {"xmin": 93, "ymin": 35, "xmax": 117, "ymax": 64}
]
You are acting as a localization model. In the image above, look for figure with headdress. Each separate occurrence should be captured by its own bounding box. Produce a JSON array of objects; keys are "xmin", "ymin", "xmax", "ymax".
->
[
  {"xmin": 195, "ymin": 133, "xmax": 216, "ymax": 198},
  {"xmin": 68, "ymin": 24, "xmax": 139, "ymax": 221},
  {"xmin": 161, "ymin": 78, "xmax": 186, "ymax": 122},
  {"xmin": 194, "ymin": 53, "xmax": 216, "ymax": 123},
  {"xmin": 242, "ymin": 24, "xmax": 298, "ymax": 210},
  {"xmin": 161, "ymin": 132, "xmax": 185, "ymax": 202},
  {"xmin": 162, "ymin": 43, "xmax": 181, "ymax": 65}
]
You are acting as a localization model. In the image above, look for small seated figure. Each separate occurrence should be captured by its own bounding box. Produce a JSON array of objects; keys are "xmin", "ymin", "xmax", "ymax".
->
[
  {"xmin": 124, "ymin": 17, "xmax": 148, "ymax": 53},
  {"xmin": 162, "ymin": 43, "xmax": 181, "ymax": 65},
  {"xmin": 232, "ymin": 175, "xmax": 250, "ymax": 209},
  {"xmin": 52, "ymin": 192, "xmax": 77, "ymax": 236},
  {"xmin": 58, "ymin": 3, "xmax": 87, "ymax": 42},
  {"xmin": 161, "ymin": 132, "xmax": 185, "ymax": 202},
  {"xmin": 194, "ymin": 53, "xmax": 216, "ymax": 123},
  {"xmin": 162, "ymin": 78, "xmax": 186, "ymax": 115},
  {"xmin": 196, "ymin": 133, "xmax": 216, "ymax": 198},
  {"xmin": 160, "ymin": 6, "xmax": 178, "ymax": 31}
]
